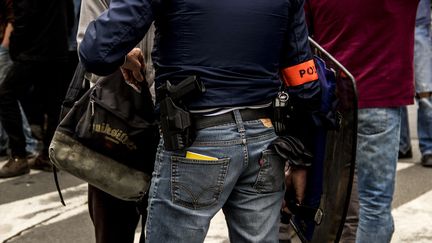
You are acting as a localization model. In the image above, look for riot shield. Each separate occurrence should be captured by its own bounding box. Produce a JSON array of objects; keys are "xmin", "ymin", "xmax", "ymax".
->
[{"xmin": 289, "ymin": 37, "xmax": 358, "ymax": 243}]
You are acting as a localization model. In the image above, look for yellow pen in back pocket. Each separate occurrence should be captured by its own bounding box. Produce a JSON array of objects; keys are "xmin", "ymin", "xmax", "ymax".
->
[{"xmin": 185, "ymin": 151, "xmax": 218, "ymax": 161}]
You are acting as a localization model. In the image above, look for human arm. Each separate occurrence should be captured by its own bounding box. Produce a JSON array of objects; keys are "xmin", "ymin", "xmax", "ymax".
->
[
  {"xmin": 79, "ymin": 0, "xmax": 155, "ymax": 76},
  {"xmin": 1, "ymin": 0, "xmax": 14, "ymax": 48},
  {"xmin": 268, "ymin": 135, "xmax": 312, "ymax": 204},
  {"xmin": 280, "ymin": 0, "xmax": 321, "ymax": 112},
  {"xmin": 285, "ymin": 166, "xmax": 307, "ymax": 204},
  {"xmin": 277, "ymin": 0, "xmax": 320, "ymax": 204},
  {"xmin": 121, "ymin": 47, "xmax": 145, "ymax": 92},
  {"xmin": 1, "ymin": 23, "xmax": 13, "ymax": 48}
]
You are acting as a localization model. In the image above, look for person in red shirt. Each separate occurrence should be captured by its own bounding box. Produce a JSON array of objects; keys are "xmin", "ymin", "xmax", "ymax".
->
[{"xmin": 305, "ymin": 0, "xmax": 418, "ymax": 242}]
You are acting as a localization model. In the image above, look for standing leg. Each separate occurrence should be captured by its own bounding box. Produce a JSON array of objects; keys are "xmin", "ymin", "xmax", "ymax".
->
[
  {"xmin": 88, "ymin": 185, "xmax": 141, "ymax": 243},
  {"xmin": 398, "ymin": 107, "xmax": 412, "ymax": 158},
  {"xmin": 0, "ymin": 62, "xmax": 35, "ymax": 178},
  {"xmin": 0, "ymin": 45, "xmax": 13, "ymax": 156},
  {"xmin": 340, "ymin": 169, "xmax": 359, "ymax": 243},
  {"xmin": 26, "ymin": 61, "xmax": 69, "ymax": 171},
  {"xmin": 355, "ymin": 108, "xmax": 400, "ymax": 243},
  {"xmin": 413, "ymin": 23, "xmax": 432, "ymax": 166}
]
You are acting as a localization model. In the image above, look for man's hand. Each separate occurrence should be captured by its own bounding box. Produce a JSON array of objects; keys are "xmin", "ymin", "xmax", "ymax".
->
[
  {"xmin": 121, "ymin": 48, "xmax": 145, "ymax": 92},
  {"xmin": 285, "ymin": 165, "xmax": 308, "ymax": 204}
]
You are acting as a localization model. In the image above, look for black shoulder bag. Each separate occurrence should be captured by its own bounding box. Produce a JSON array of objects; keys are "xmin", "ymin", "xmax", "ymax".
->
[{"xmin": 49, "ymin": 63, "xmax": 159, "ymax": 204}]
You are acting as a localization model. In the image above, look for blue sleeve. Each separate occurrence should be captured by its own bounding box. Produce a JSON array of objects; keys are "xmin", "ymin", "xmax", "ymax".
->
[
  {"xmin": 281, "ymin": 0, "xmax": 322, "ymax": 152},
  {"xmin": 280, "ymin": 0, "xmax": 313, "ymax": 68},
  {"xmin": 79, "ymin": 0, "xmax": 155, "ymax": 76}
]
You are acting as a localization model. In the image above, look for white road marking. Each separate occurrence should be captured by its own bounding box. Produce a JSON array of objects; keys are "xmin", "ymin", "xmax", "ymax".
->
[
  {"xmin": 132, "ymin": 209, "xmax": 229, "ymax": 243},
  {"xmin": 392, "ymin": 190, "xmax": 432, "ymax": 243},
  {"xmin": 0, "ymin": 183, "xmax": 87, "ymax": 242},
  {"xmin": 205, "ymin": 210, "xmax": 229, "ymax": 243},
  {"xmin": 396, "ymin": 162, "xmax": 415, "ymax": 171},
  {"xmin": 0, "ymin": 161, "xmax": 423, "ymax": 243}
]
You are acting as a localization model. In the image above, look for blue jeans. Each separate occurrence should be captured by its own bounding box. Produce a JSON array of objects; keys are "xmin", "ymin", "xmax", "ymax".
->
[
  {"xmin": 399, "ymin": 107, "xmax": 411, "ymax": 154},
  {"xmin": 399, "ymin": 18, "xmax": 432, "ymax": 156},
  {"xmin": 145, "ymin": 110, "xmax": 284, "ymax": 243},
  {"xmin": 0, "ymin": 45, "xmax": 38, "ymax": 155},
  {"xmin": 356, "ymin": 108, "xmax": 401, "ymax": 243},
  {"xmin": 414, "ymin": 23, "xmax": 432, "ymax": 156}
]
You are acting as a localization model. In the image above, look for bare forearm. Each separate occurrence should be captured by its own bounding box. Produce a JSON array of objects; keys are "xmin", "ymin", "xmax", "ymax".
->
[{"xmin": 1, "ymin": 23, "xmax": 13, "ymax": 48}]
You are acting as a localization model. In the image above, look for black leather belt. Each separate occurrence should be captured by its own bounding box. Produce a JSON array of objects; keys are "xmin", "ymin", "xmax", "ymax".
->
[{"xmin": 193, "ymin": 108, "xmax": 271, "ymax": 130}]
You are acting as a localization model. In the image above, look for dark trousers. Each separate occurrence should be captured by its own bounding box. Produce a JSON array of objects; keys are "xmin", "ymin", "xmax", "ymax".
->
[
  {"xmin": 340, "ymin": 171, "xmax": 359, "ymax": 243},
  {"xmin": 88, "ymin": 185, "xmax": 147, "ymax": 243},
  {"xmin": 0, "ymin": 60, "xmax": 69, "ymax": 157}
]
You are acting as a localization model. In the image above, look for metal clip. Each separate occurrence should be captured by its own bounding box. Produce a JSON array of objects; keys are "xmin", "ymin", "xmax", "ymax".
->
[
  {"xmin": 276, "ymin": 91, "xmax": 289, "ymax": 107},
  {"xmin": 89, "ymin": 99, "xmax": 95, "ymax": 133},
  {"xmin": 90, "ymin": 100, "xmax": 95, "ymax": 116}
]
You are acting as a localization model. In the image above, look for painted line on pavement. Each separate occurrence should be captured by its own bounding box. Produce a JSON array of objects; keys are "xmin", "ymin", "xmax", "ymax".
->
[
  {"xmin": 392, "ymin": 190, "xmax": 432, "ymax": 243},
  {"xmin": 396, "ymin": 162, "xmax": 414, "ymax": 171},
  {"xmin": 205, "ymin": 210, "xmax": 229, "ymax": 243},
  {"xmin": 132, "ymin": 210, "xmax": 229, "ymax": 243},
  {"xmin": 0, "ymin": 183, "xmax": 87, "ymax": 243}
]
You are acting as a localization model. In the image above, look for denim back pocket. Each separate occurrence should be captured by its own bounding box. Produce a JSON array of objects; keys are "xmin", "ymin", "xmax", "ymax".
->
[
  {"xmin": 170, "ymin": 156, "xmax": 230, "ymax": 209},
  {"xmin": 358, "ymin": 108, "xmax": 388, "ymax": 135},
  {"xmin": 253, "ymin": 149, "xmax": 285, "ymax": 193}
]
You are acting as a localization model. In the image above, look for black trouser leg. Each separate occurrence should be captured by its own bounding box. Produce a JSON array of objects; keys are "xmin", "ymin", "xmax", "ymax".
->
[
  {"xmin": 88, "ymin": 185, "xmax": 142, "ymax": 243},
  {"xmin": 44, "ymin": 62, "xmax": 69, "ymax": 155},
  {"xmin": 20, "ymin": 61, "xmax": 69, "ymax": 156},
  {"xmin": 340, "ymin": 171, "xmax": 359, "ymax": 243},
  {"xmin": 0, "ymin": 62, "xmax": 33, "ymax": 157}
]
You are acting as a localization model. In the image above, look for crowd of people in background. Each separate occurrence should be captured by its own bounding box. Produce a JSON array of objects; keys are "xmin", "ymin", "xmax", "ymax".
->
[
  {"xmin": 0, "ymin": 0, "xmax": 430, "ymax": 243},
  {"xmin": 0, "ymin": 0, "xmax": 74, "ymax": 177},
  {"xmin": 399, "ymin": 0, "xmax": 432, "ymax": 168}
]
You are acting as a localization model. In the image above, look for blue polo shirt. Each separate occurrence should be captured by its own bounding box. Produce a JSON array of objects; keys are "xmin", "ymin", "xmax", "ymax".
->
[{"xmin": 79, "ymin": 0, "xmax": 312, "ymax": 109}]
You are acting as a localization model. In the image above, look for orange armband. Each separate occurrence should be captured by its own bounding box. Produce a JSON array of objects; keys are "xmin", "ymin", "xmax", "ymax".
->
[{"xmin": 281, "ymin": 59, "xmax": 318, "ymax": 86}]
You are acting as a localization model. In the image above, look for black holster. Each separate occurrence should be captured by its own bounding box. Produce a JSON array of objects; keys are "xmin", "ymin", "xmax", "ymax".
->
[
  {"xmin": 157, "ymin": 75, "xmax": 205, "ymax": 151},
  {"xmin": 273, "ymin": 91, "xmax": 292, "ymax": 136},
  {"xmin": 159, "ymin": 97, "xmax": 195, "ymax": 151}
]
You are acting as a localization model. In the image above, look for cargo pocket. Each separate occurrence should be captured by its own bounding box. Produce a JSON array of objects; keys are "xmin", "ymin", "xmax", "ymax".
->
[
  {"xmin": 171, "ymin": 156, "xmax": 230, "ymax": 209},
  {"xmin": 253, "ymin": 149, "xmax": 285, "ymax": 193}
]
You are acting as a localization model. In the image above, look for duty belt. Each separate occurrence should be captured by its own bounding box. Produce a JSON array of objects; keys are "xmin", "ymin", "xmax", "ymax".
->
[{"xmin": 192, "ymin": 108, "xmax": 271, "ymax": 130}]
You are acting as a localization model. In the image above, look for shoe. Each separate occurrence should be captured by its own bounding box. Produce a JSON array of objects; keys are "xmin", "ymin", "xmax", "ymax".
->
[
  {"xmin": 398, "ymin": 148, "xmax": 413, "ymax": 159},
  {"xmin": 29, "ymin": 154, "xmax": 55, "ymax": 172},
  {"xmin": 421, "ymin": 154, "xmax": 432, "ymax": 167},
  {"xmin": 0, "ymin": 157, "xmax": 30, "ymax": 178}
]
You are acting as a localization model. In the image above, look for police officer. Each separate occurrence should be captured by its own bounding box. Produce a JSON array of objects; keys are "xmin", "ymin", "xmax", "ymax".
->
[{"xmin": 79, "ymin": 0, "xmax": 320, "ymax": 241}]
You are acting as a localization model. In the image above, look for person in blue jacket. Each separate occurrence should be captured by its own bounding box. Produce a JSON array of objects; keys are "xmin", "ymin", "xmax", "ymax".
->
[{"xmin": 79, "ymin": 0, "xmax": 320, "ymax": 241}]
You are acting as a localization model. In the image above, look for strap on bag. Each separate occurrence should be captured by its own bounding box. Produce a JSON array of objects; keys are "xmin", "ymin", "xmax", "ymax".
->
[
  {"xmin": 53, "ymin": 62, "xmax": 89, "ymax": 206},
  {"xmin": 53, "ymin": 166, "xmax": 66, "ymax": 206}
]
